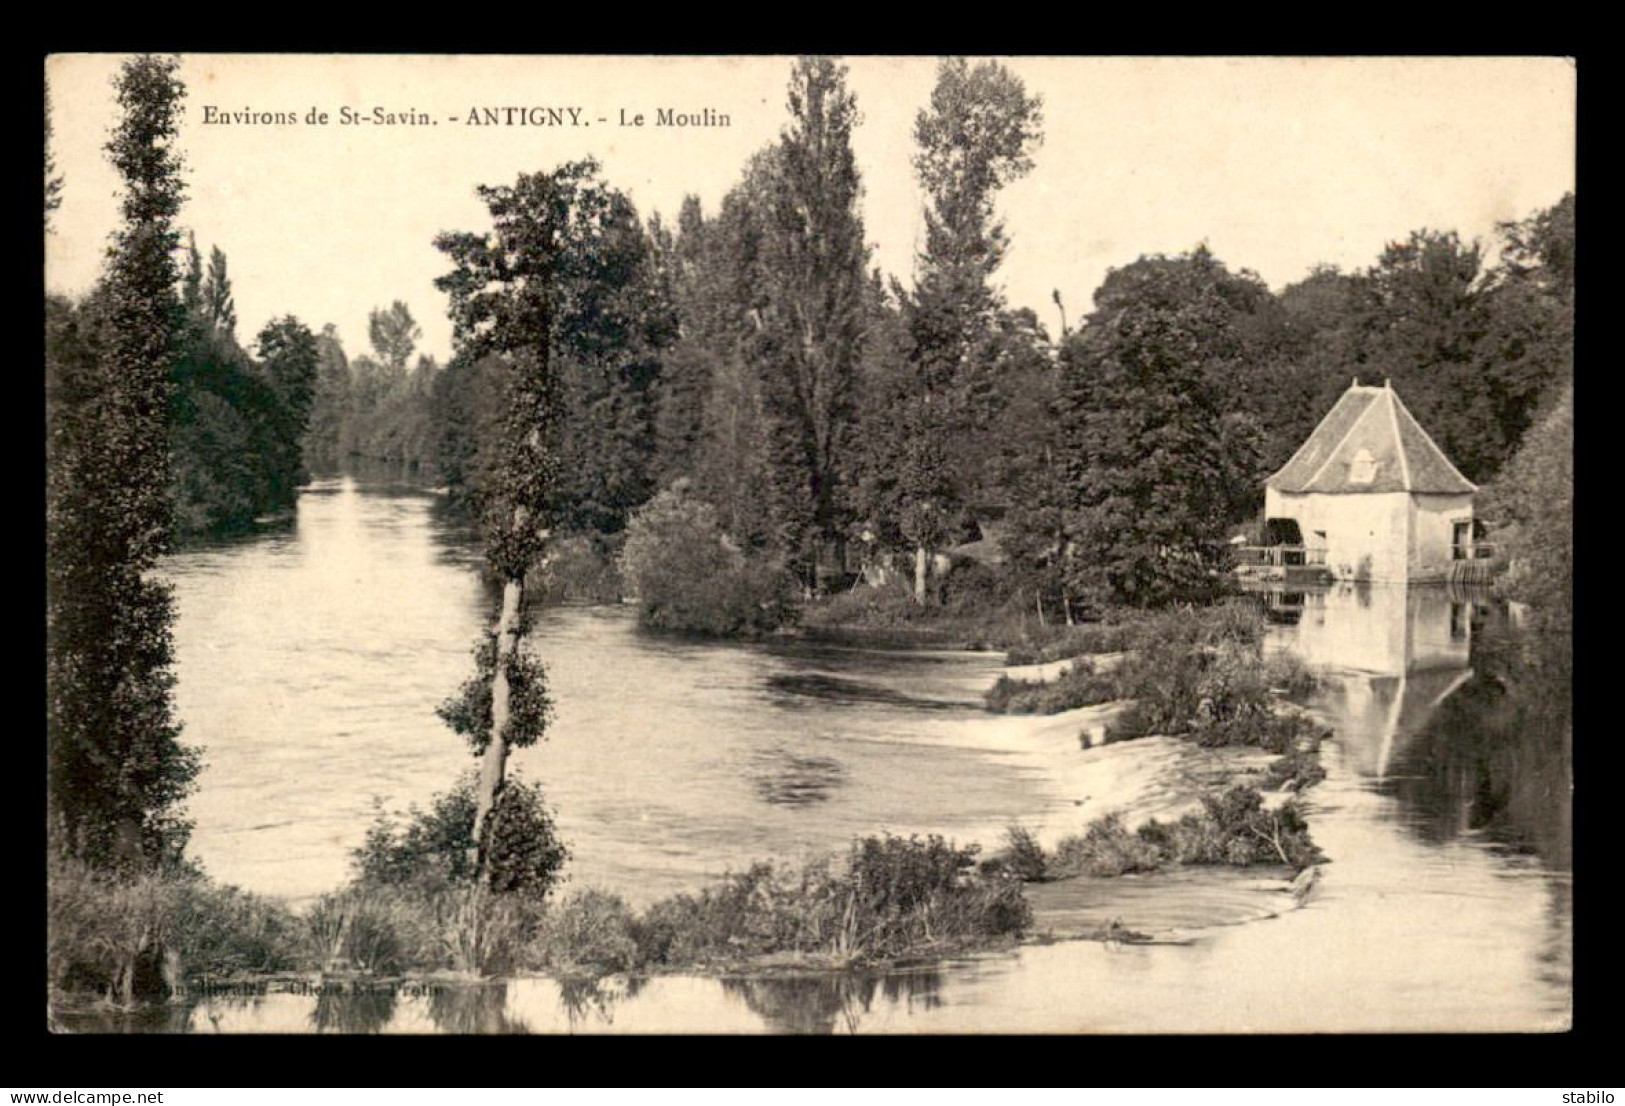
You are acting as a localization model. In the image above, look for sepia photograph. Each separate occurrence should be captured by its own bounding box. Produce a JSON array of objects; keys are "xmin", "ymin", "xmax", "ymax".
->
[{"xmin": 43, "ymin": 53, "xmax": 1575, "ymax": 1035}]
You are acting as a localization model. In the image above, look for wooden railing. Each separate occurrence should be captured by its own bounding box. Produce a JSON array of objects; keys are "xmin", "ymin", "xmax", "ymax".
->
[
  {"xmin": 1234, "ymin": 544, "xmax": 1328, "ymax": 568},
  {"xmin": 1453, "ymin": 541, "xmax": 1498, "ymax": 562}
]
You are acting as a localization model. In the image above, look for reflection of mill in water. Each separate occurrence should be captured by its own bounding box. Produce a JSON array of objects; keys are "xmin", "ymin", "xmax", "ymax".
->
[{"xmin": 1261, "ymin": 582, "xmax": 1487, "ymax": 780}]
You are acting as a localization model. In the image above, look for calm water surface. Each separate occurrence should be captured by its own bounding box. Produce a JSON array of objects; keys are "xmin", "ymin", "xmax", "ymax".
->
[
  {"xmin": 167, "ymin": 474, "xmax": 1036, "ymax": 905},
  {"xmin": 129, "ymin": 476, "xmax": 1570, "ymax": 1033}
]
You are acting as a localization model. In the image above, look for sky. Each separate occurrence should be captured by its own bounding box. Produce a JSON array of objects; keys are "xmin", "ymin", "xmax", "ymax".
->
[{"xmin": 45, "ymin": 55, "xmax": 1576, "ymax": 364}]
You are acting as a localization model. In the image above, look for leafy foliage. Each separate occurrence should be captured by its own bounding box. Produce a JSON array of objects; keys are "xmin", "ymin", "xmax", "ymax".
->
[
  {"xmin": 354, "ymin": 772, "xmax": 568, "ymax": 899},
  {"xmin": 1055, "ymin": 248, "xmax": 1265, "ymax": 608},
  {"xmin": 47, "ymin": 56, "xmax": 197, "ymax": 868},
  {"xmin": 619, "ymin": 481, "xmax": 795, "ymax": 636},
  {"xmin": 1049, "ymin": 786, "xmax": 1323, "ymax": 878},
  {"xmin": 437, "ymin": 630, "xmax": 555, "ymax": 756},
  {"xmin": 753, "ymin": 58, "xmax": 870, "ymax": 588},
  {"xmin": 1480, "ymin": 378, "xmax": 1573, "ymax": 622}
]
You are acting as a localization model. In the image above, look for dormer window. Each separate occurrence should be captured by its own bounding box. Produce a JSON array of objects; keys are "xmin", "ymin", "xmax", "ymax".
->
[{"xmin": 1349, "ymin": 448, "xmax": 1377, "ymax": 485}]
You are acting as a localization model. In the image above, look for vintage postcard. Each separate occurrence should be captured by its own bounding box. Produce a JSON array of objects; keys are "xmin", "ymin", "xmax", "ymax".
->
[{"xmin": 44, "ymin": 54, "xmax": 1574, "ymax": 1035}]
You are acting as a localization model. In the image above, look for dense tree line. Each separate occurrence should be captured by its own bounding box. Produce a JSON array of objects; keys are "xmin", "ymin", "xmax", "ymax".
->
[
  {"xmin": 303, "ymin": 302, "xmax": 442, "ymax": 474},
  {"xmin": 416, "ymin": 56, "xmax": 1570, "ymax": 624},
  {"xmin": 169, "ymin": 235, "xmax": 319, "ymax": 535}
]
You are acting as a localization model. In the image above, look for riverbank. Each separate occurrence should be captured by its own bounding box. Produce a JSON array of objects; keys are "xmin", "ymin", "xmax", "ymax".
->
[{"xmin": 51, "ymin": 598, "xmax": 1333, "ymax": 1026}]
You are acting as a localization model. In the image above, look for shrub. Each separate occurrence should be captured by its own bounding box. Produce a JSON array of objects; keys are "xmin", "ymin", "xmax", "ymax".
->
[
  {"xmin": 935, "ymin": 559, "xmax": 1005, "ymax": 610},
  {"xmin": 432, "ymin": 884, "xmax": 537, "ymax": 976},
  {"xmin": 304, "ymin": 887, "xmax": 409, "ymax": 974},
  {"xmin": 1049, "ymin": 786, "xmax": 1323, "ymax": 879},
  {"xmin": 1051, "ymin": 814, "xmax": 1164, "ymax": 878},
  {"xmin": 1000, "ymin": 824, "xmax": 1049, "ymax": 882},
  {"xmin": 354, "ymin": 771, "xmax": 568, "ymax": 900},
  {"xmin": 1261, "ymin": 741, "xmax": 1328, "ymax": 792},
  {"xmin": 632, "ymin": 836, "xmax": 1029, "ymax": 970},
  {"xmin": 533, "ymin": 531, "xmax": 624, "ymax": 604},
  {"xmin": 989, "ymin": 603, "xmax": 1317, "ymax": 745},
  {"xmin": 167, "ymin": 880, "xmax": 303, "ymax": 976},
  {"xmin": 532, "ymin": 890, "xmax": 643, "ymax": 976},
  {"xmin": 1193, "ymin": 712, "xmax": 1320, "ymax": 755},
  {"xmin": 984, "ymin": 658, "xmax": 1117, "ymax": 715},
  {"xmin": 1004, "ymin": 620, "xmax": 1138, "ymax": 666},
  {"xmin": 48, "ymin": 855, "xmax": 303, "ymax": 1002},
  {"xmin": 48, "ymin": 858, "xmax": 179, "ymax": 1003},
  {"xmin": 620, "ymin": 481, "xmax": 796, "ymax": 637}
]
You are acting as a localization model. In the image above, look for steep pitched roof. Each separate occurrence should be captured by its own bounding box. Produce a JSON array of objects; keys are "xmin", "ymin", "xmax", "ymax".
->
[{"xmin": 1267, "ymin": 381, "xmax": 1476, "ymax": 495}]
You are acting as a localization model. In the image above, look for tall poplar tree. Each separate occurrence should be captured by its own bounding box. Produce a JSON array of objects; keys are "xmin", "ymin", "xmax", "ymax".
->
[
  {"xmin": 433, "ymin": 160, "xmax": 617, "ymax": 879},
  {"xmin": 47, "ymin": 54, "xmax": 197, "ymax": 867},
  {"xmin": 756, "ymin": 57, "xmax": 869, "ymax": 593},
  {"xmin": 895, "ymin": 56, "xmax": 1042, "ymax": 602}
]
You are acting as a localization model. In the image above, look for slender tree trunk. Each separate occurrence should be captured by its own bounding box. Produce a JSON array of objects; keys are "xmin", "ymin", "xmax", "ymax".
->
[
  {"xmin": 1036, "ymin": 589, "xmax": 1046, "ymax": 627},
  {"xmin": 470, "ymin": 576, "xmax": 523, "ymax": 878},
  {"xmin": 914, "ymin": 545, "xmax": 928, "ymax": 605}
]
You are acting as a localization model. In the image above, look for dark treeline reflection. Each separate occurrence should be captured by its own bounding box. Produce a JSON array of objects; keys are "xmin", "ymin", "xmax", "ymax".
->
[
  {"xmin": 1387, "ymin": 612, "xmax": 1572, "ymax": 869},
  {"xmin": 311, "ymin": 984, "xmax": 397, "ymax": 1035},
  {"xmin": 426, "ymin": 982, "xmax": 531, "ymax": 1035},
  {"xmin": 721, "ymin": 968, "xmax": 943, "ymax": 1034}
]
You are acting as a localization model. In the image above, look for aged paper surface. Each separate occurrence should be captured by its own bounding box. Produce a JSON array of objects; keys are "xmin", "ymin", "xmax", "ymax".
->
[{"xmin": 46, "ymin": 55, "xmax": 1575, "ymax": 1035}]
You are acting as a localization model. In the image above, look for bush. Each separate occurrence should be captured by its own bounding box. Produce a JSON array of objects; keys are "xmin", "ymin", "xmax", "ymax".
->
[
  {"xmin": 999, "ymin": 824, "xmax": 1050, "ymax": 882},
  {"xmin": 533, "ymin": 532, "xmax": 623, "ymax": 604},
  {"xmin": 987, "ymin": 603, "xmax": 1316, "ymax": 741},
  {"xmin": 168, "ymin": 880, "xmax": 303, "ymax": 976},
  {"xmin": 1048, "ymin": 786, "xmax": 1324, "ymax": 879},
  {"xmin": 48, "ymin": 856, "xmax": 303, "ymax": 1002},
  {"xmin": 630, "ymin": 835, "xmax": 1030, "ymax": 970},
  {"xmin": 984, "ymin": 658, "xmax": 1119, "ymax": 715},
  {"xmin": 431, "ymin": 884, "xmax": 537, "ymax": 976},
  {"xmin": 532, "ymin": 890, "xmax": 643, "ymax": 976},
  {"xmin": 355, "ymin": 771, "xmax": 568, "ymax": 899},
  {"xmin": 1051, "ymin": 814, "xmax": 1165, "ymax": 878},
  {"xmin": 304, "ymin": 887, "xmax": 410, "ymax": 974},
  {"xmin": 1004, "ymin": 620, "xmax": 1138, "ymax": 665},
  {"xmin": 620, "ymin": 481, "xmax": 796, "ymax": 637}
]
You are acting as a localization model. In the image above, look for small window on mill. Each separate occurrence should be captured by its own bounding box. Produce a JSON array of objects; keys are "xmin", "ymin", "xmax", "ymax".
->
[{"xmin": 1349, "ymin": 448, "xmax": 1377, "ymax": 485}]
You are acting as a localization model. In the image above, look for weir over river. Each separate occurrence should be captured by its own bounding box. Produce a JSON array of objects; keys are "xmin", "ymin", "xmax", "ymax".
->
[{"xmin": 81, "ymin": 471, "xmax": 1570, "ymax": 1033}]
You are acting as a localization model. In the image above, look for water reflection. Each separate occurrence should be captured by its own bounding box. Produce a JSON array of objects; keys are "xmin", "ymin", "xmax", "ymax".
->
[
  {"xmin": 425, "ymin": 982, "xmax": 532, "ymax": 1035},
  {"xmin": 1386, "ymin": 620, "xmax": 1572, "ymax": 868},
  {"xmin": 311, "ymin": 983, "xmax": 397, "ymax": 1035},
  {"xmin": 720, "ymin": 969, "xmax": 943, "ymax": 1035},
  {"xmin": 1261, "ymin": 582, "xmax": 1572, "ymax": 872},
  {"xmin": 117, "ymin": 475, "xmax": 1570, "ymax": 1033}
]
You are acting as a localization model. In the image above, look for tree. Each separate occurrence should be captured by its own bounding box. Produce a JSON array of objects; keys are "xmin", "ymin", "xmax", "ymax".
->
[
  {"xmin": 1480, "ymin": 378, "xmax": 1572, "ymax": 624},
  {"xmin": 433, "ymin": 160, "xmax": 619, "ymax": 881},
  {"xmin": 549, "ymin": 189, "xmax": 676, "ymax": 534},
  {"xmin": 754, "ymin": 57, "xmax": 870, "ymax": 593},
  {"xmin": 368, "ymin": 300, "xmax": 422, "ymax": 374},
  {"xmin": 656, "ymin": 159, "xmax": 779, "ymax": 551},
  {"xmin": 47, "ymin": 54, "xmax": 197, "ymax": 867},
  {"xmin": 45, "ymin": 72, "xmax": 63, "ymax": 230},
  {"xmin": 254, "ymin": 315, "xmax": 320, "ymax": 502},
  {"xmin": 303, "ymin": 324, "xmax": 352, "ymax": 469},
  {"xmin": 201, "ymin": 244, "xmax": 236, "ymax": 338},
  {"xmin": 1055, "ymin": 248, "xmax": 1256, "ymax": 608},
  {"xmin": 892, "ymin": 57, "xmax": 1043, "ymax": 602}
]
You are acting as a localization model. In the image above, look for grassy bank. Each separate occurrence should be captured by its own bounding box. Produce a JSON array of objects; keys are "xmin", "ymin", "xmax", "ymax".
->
[
  {"xmin": 48, "ymin": 832, "xmax": 1030, "ymax": 1005},
  {"xmin": 975, "ymin": 601, "xmax": 1331, "ymax": 888},
  {"xmin": 801, "ymin": 572, "xmax": 1107, "ymax": 653},
  {"xmin": 994, "ymin": 783, "xmax": 1322, "ymax": 883},
  {"xmin": 985, "ymin": 601, "xmax": 1317, "ymax": 748}
]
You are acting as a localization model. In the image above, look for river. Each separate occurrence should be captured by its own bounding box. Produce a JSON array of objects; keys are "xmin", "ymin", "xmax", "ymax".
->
[{"xmin": 102, "ymin": 473, "xmax": 1571, "ymax": 1033}]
